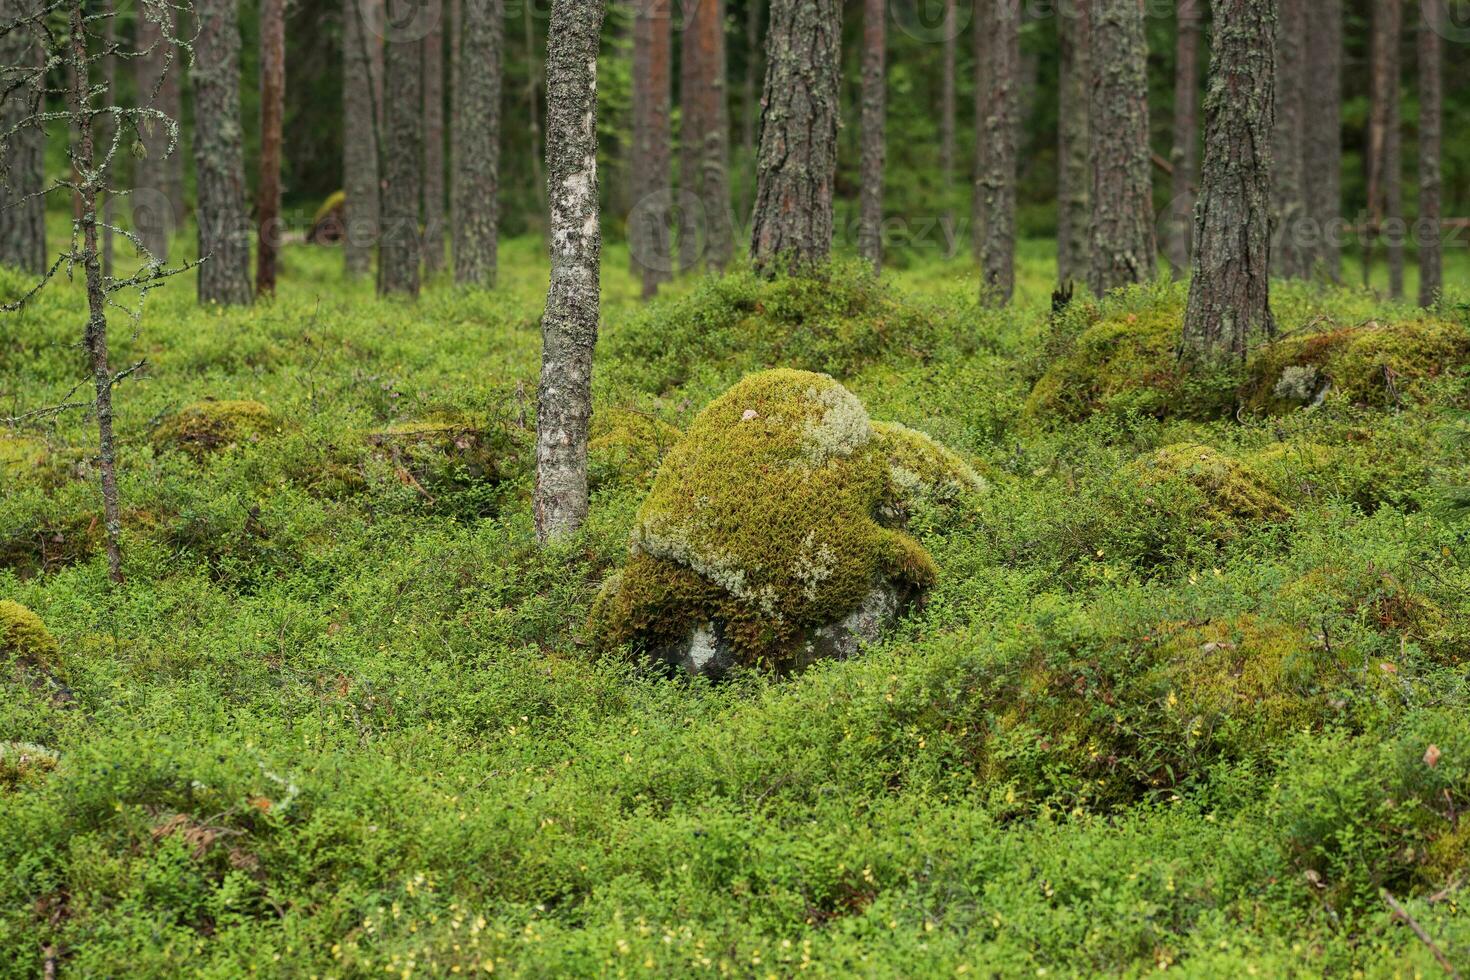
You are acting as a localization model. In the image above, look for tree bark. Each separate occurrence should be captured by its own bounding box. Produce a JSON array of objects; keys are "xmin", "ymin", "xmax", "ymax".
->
[
  {"xmin": 742, "ymin": 0, "xmax": 762, "ymax": 173},
  {"xmin": 66, "ymin": 1, "xmax": 124, "ymax": 582},
  {"xmin": 976, "ymin": 0, "xmax": 1018, "ymax": 303},
  {"xmin": 343, "ymin": 0, "xmax": 381, "ymax": 277},
  {"xmin": 1181, "ymin": 0, "xmax": 1275, "ymax": 360},
  {"xmin": 1365, "ymin": 0, "xmax": 1402, "ymax": 295},
  {"xmin": 857, "ymin": 0, "xmax": 885, "ymax": 272},
  {"xmin": 1303, "ymin": 0, "xmax": 1341, "ymax": 281},
  {"xmin": 632, "ymin": 0, "xmax": 672, "ymax": 296},
  {"xmin": 1269, "ymin": 0, "xmax": 1308, "ymax": 279},
  {"xmin": 970, "ymin": 0, "xmax": 989, "ymax": 261},
  {"xmin": 1385, "ymin": 31, "xmax": 1405, "ymax": 301},
  {"xmin": 939, "ymin": 0, "xmax": 956, "ymax": 243},
  {"xmin": 256, "ymin": 0, "xmax": 286, "ymax": 296},
  {"xmin": 192, "ymin": 0, "xmax": 254, "ymax": 306},
  {"xmin": 692, "ymin": 0, "xmax": 733, "ymax": 270},
  {"xmin": 453, "ymin": 0, "xmax": 502, "ymax": 286},
  {"xmin": 0, "ymin": 0, "xmax": 47, "ymax": 274},
  {"xmin": 100, "ymin": 0, "xmax": 116, "ymax": 279},
  {"xmin": 1056, "ymin": 0, "xmax": 1089, "ymax": 285},
  {"xmin": 749, "ymin": 0, "xmax": 841, "ymax": 275},
  {"xmin": 1163, "ymin": 0, "xmax": 1200, "ymax": 276},
  {"xmin": 423, "ymin": 0, "xmax": 446, "ymax": 275},
  {"xmin": 1087, "ymin": 0, "xmax": 1155, "ymax": 297},
  {"xmin": 378, "ymin": 0, "xmax": 424, "ymax": 297},
  {"xmin": 535, "ymin": 0, "xmax": 605, "ymax": 543},
  {"xmin": 1416, "ymin": 0, "xmax": 1441, "ymax": 307},
  {"xmin": 522, "ymin": 0, "xmax": 546, "ymax": 228},
  {"xmin": 134, "ymin": 3, "xmax": 185, "ymax": 264}
]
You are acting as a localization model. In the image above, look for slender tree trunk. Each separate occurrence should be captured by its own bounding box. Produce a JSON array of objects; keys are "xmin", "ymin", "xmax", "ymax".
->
[
  {"xmin": 632, "ymin": 0, "xmax": 672, "ymax": 296},
  {"xmin": 1269, "ymin": 0, "xmax": 1307, "ymax": 278},
  {"xmin": 66, "ymin": 1, "xmax": 123, "ymax": 582},
  {"xmin": 535, "ymin": 0, "xmax": 605, "ymax": 543},
  {"xmin": 742, "ymin": 0, "xmax": 762, "ymax": 171},
  {"xmin": 693, "ymin": 0, "xmax": 732, "ymax": 270},
  {"xmin": 1365, "ymin": 0, "xmax": 1401, "ymax": 293},
  {"xmin": 749, "ymin": 0, "xmax": 841, "ymax": 274},
  {"xmin": 970, "ymin": 0, "xmax": 989, "ymax": 261},
  {"xmin": 678, "ymin": 7, "xmax": 701, "ymax": 273},
  {"xmin": 1303, "ymin": 0, "xmax": 1341, "ymax": 281},
  {"xmin": 1163, "ymin": 0, "xmax": 1200, "ymax": 275},
  {"xmin": 1087, "ymin": 0, "xmax": 1156, "ymax": 297},
  {"xmin": 939, "ymin": 0, "xmax": 956, "ymax": 245},
  {"xmin": 101, "ymin": 0, "xmax": 116, "ymax": 279},
  {"xmin": 379, "ymin": 0, "xmax": 424, "ymax": 297},
  {"xmin": 0, "ymin": 0, "xmax": 47, "ymax": 274},
  {"xmin": 192, "ymin": 0, "xmax": 254, "ymax": 306},
  {"xmin": 1182, "ymin": 0, "xmax": 1275, "ymax": 360},
  {"xmin": 977, "ymin": 0, "xmax": 1018, "ymax": 303},
  {"xmin": 1416, "ymin": 0, "xmax": 1441, "ymax": 307},
  {"xmin": 453, "ymin": 0, "xmax": 502, "ymax": 286},
  {"xmin": 134, "ymin": 3, "xmax": 185, "ymax": 264},
  {"xmin": 344, "ymin": 0, "xmax": 381, "ymax": 277},
  {"xmin": 522, "ymin": 0, "xmax": 546, "ymax": 228},
  {"xmin": 256, "ymin": 0, "xmax": 285, "ymax": 295},
  {"xmin": 1056, "ymin": 0, "xmax": 1089, "ymax": 285},
  {"xmin": 857, "ymin": 0, "xmax": 885, "ymax": 272},
  {"xmin": 422, "ymin": 0, "xmax": 446, "ymax": 275},
  {"xmin": 1385, "ymin": 45, "xmax": 1404, "ymax": 300}
]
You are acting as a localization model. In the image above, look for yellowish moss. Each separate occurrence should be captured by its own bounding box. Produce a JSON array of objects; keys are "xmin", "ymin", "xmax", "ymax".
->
[
  {"xmin": 1278, "ymin": 565, "xmax": 1446, "ymax": 652},
  {"xmin": 153, "ymin": 400, "xmax": 278, "ymax": 458},
  {"xmin": 0, "ymin": 741, "xmax": 59, "ymax": 791},
  {"xmin": 588, "ymin": 408, "xmax": 682, "ymax": 489},
  {"xmin": 0, "ymin": 435, "xmax": 47, "ymax": 482},
  {"xmin": 365, "ymin": 410, "xmax": 526, "ymax": 488},
  {"xmin": 313, "ymin": 190, "xmax": 346, "ymax": 227},
  {"xmin": 590, "ymin": 370, "xmax": 941, "ymax": 668},
  {"xmin": 870, "ymin": 421, "xmax": 987, "ymax": 512},
  {"xmin": 1122, "ymin": 443, "xmax": 1292, "ymax": 530},
  {"xmin": 0, "ymin": 600, "xmax": 63, "ymax": 675},
  {"xmin": 1242, "ymin": 317, "xmax": 1470, "ymax": 414}
]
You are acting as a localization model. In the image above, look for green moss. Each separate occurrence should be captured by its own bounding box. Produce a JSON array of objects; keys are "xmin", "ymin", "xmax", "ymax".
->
[
  {"xmin": 0, "ymin": 600, "xmax": 62, "ymax": 675},
  {"xmin": 1242, "ymin": 317, "xmax": 1470, "ymax": 414},
  {"xmin": 0, "ymin": 741, "xmax": 58, "ymax": 791},
  {"xmin": 870, "ymin": 420, "xmax": 987, "ymax": 524},
  {"xmin": 313, "ymin": 190, "xmax": 346, "ymax": 226},
  {"xmin": 366, "ymin": 410, "xmax": 527, "ymax": 495},
  {"xmin": 588, "ymin": 408, "xmax": 682, "ymax": 489},
  {"xmin": 590, "ymin": 370, "xmax": 942, "ymax": 668},
  {"xmin": 1121, "ymin": 443, "xmax": 1291, "ymax": 531},
  {"xmin": 1025, "ymin": 287, "xmax": 1239, "ymax": 422},
  {"xmin": 152, "ymin": 400, "xmax": 278, "ymax": 458}
]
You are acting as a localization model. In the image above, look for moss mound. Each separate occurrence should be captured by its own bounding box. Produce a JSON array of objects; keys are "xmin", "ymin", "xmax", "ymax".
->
[
  {"xmin": 366, "ymin": 410, "xmax": 527, "ymax": 500},
  {"xmin": 1242, "ymin": 317, "xmax": 1470, "ymax": 414},
  {"xmin": 1025, "ymin": 290, "xmax": 1239, "ymax": 422},
  {"xmin": 588, "ymin": 408, "xmax": 682, "ymax": 489},
  {"xmin": 590, "ymin": 370, "xmax": 947, "ymax": 669},
  {"xmin": 1121, "ymin": 443, "xmax": 1291, "ymax": 531},
  {"xmin": 0, "ymin": 435, "xmax": 48, "ymax": 483},
  {"xmin": 870, "ymin": 420, "xmax": 987, "ymax": 522},
  {"xmin": 0, "ymin": 600, "xmax": 62, "ymax": 675},
  {"xmin": 153, "ymin": 400, "xmax": 278, "ymax": 458},
  {"xmin": 607, "ymin": 260, "xmax": 966, "ymax": 393},
  {"xmin": 0, "ymin": 741, "xmax": 59, "ymax": 791}
]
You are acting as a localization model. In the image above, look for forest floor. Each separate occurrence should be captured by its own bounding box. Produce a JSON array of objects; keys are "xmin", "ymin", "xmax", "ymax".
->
[{"xmin": 3, "ymin": 235, "xmax": 1470, "ymax": 976}]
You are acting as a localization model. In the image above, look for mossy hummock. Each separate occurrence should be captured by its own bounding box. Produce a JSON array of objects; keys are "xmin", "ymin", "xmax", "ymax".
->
[
  {"xmin": 153, "ymin": 400, "xmax": 278, "ymax": 458},
  {"xmin": 588, "ymin": 408, "xmax": 683, "ymax": 489},
  {"xmin": 0, "ymin": 599, "xmax": 62, "ymax": 676},
  {"xmin": 591, "ymin": 370, "xmax": 982, "ymax": 671},
  {"xmin": 366, "ymin": 410, "xmax": 527, "ymax": 490},
  {"xmin": 1121, "ymin": 443, "xmax": 1291, "ymax": 532}
]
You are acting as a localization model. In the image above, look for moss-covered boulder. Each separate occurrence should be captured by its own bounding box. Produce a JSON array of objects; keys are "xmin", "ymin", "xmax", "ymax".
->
[
  {"xmin": 588, "ymin": 408, "xmax": 682, "ymax": 489},
  {"xmin": 870, "ymin": 421, "xmax": 987, "ymax": 525},
  {"xmin": 365, "ymin": 410, "xmax": 527, "ymax": 500},
  {"xmin": 1121, "ymin": 443, "xmax": 1291, "ymax": 532},
  {"xmin": 153, "ymin": 400, "xmax": 278, "ymax": 458},
  {"xmin": 1242, "ymin": 318, "xmax": 1470, "ymax": 414},
  {"xmin": 0, "ymin": 600, "xmax": 62, "ymax": 675},
  {"xmin": 590, "ymin": 370, "xmax": 975, "ymax": 675}
]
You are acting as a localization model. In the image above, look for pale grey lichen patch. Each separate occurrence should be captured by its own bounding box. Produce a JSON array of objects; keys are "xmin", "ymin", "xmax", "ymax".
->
[
  {"xmin": 631, "ymin": 517, "xmax": 780, "ymax": 618},
  {"xmin": 792, "ymin": 530, "xmax": 837, "ymax": 601},
  {"xmin": 1273, "ymin": 364, "xmax": 1323, "ymax": 404},
  {"xmin": 686, "ymin": 624, "xmax": 720, "ymax": 672},
  {"xmin": 800, "ymin": 383, "xmax": 871, "ymax": 467}
]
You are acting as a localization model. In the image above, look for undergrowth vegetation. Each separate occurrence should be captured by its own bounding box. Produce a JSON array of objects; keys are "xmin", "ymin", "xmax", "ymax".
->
[{"xmin": 2, "ymin": 239, "xmax": 1469, "ymax": 976}]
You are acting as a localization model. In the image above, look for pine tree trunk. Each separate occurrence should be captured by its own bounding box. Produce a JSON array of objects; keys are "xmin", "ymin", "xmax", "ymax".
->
[
  {"xmin": 66, "ymin": 1, "xmax": 124, "ymax": 582},
  {"xmin": 677, "ymin": 8, "xmax": 700, "ymax": 274},
  {"xmin": 742, "ymin": 0, "xmax": 762, "ymax": 172},
  {"xmin": 1269, "ymin": 0, "xmax": 1308, "ymax": 279},
  {"xmin": 379, "ymin": 0, "xmax": 424, "ymax": 297},
  {"xmin": 749, "ymin": 0, "xmax": 841, "ymax": 275},
  {"xmin": 0, "ymin": 0, "xmax": 47, "ymax": 274},
  {"xmin": 522, "ymin": 0, "xmax": 546, "ymax": 228},
  {"xmin": 343, "ymin": 0, "xmax": 381, "ymax": 277},
  {"xmin": 1385, "ymin": 49, "xmax": 1404, "ymax": 301},
  {"xmin": 453, "ymin": 0, "xmax": 502, "ymax": 287},
  {"xmin": 134, "ymin": 3, "xmax": 185, "ymax": 264},
  {"xmin": 857, "ymin": 0, "xmax": 885, "ymax": 272},
  {"xmin": 939, "ymin": 0, "xmax": 956, "ymax": 244},
  {"xmin": 535, "ymin": 0, "xmax": 605, "ymax": 543},
  {"xmin": 1163, "ymin": 0, "xmax": 1200, "ymax": 276},
  {"xmin": 423, "ymin": 0, "xmax": 446, "ymax": 276},
  {"xmin": 1056, "ymin": 0, "xmax": 1089, "ymax": 286},
  {"xmin": 970, "ymin": 0, "xmax": 989, "ymax": 261},
  {"xmin": 1087, "ymin": 0, "xmax": 1155, "ymax": 297},
  {"xmin": 256, "ymin": 0, "xmax": 286, "ymax": 296},
  {"xmin": 632, "ymin": 0, "xmax": 672, "ymax": 296},
  {"xmin": 1365, "ymin": 0, "xmax": 1401, "ymax": 294},
  {"xmin": 976, "ymin": 0, "xmax": 1018, "ymax": 304},
  {"xmin": 1416, "ymin": 0, "xmax": 1441, "ymax": 307},
  {"xmin": 1181, "ymin": 0, "xmax": 1275, "ymax": 360},
  {"xmin": 1303, "ymin": 0, "xmax": 1341, "ymax": 281},
  {"xmin": 192, "ymin": 0, "xmax": 254, "ymax": 306},
  {"xmin": 692, "ymin": 0, "xmax": 733, "ymax": 270}
]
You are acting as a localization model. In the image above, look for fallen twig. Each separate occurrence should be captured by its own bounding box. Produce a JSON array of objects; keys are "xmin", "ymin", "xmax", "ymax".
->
[{"xmin": 1382, "ymin": 888, "xmax": 1462, "ymax": 979}]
